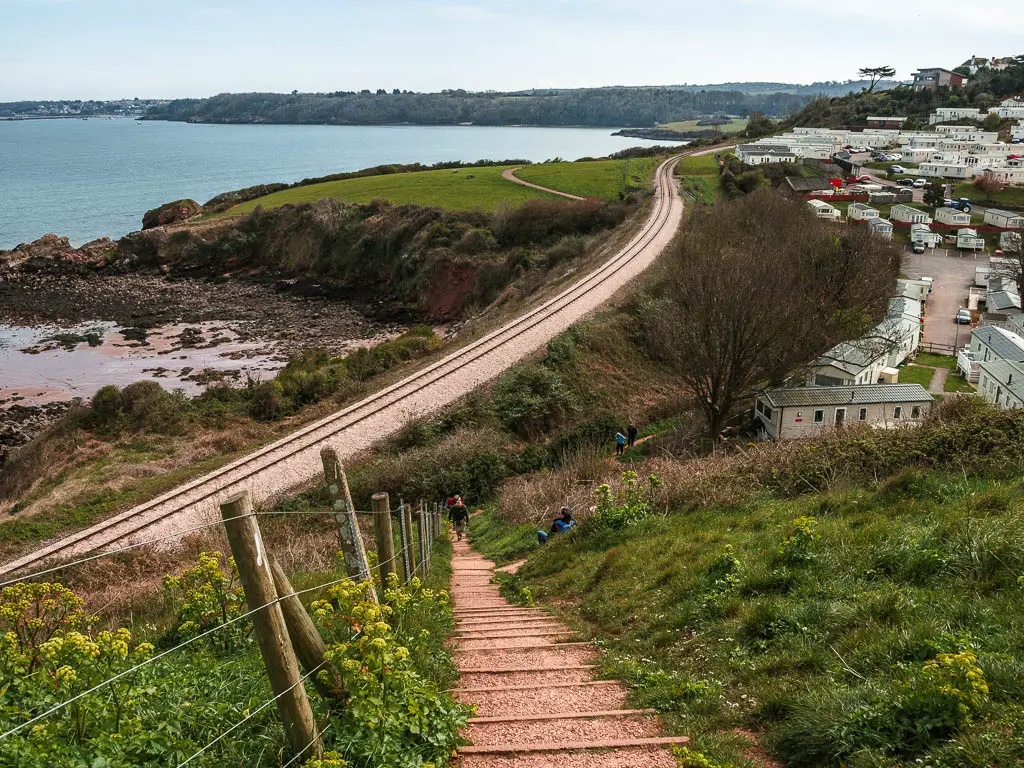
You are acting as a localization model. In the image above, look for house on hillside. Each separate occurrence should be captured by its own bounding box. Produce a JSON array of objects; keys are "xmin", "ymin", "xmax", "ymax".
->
[
  {"xmin": 810, "ymin": 294, "xmax": 922, "ymax": 386},
  {"xmin": 910, "ymin": 223, "xmax": 941, "ymax": 247},
  {"xmin": 984, "ymin": 209, "xmax": 1024, "ymax": 229},
  {"xmin": 958, "ymin": 228, "xmax": 986, "ymax": 251},
  {"xmin": 869, "ymin": 218, "xmax": 894, "ymax": 240},
  {"xmin": 929, "ymin": 107, "xmax": 982, "ymax": 124},
  {"xmin": 848, "ymin": 203, "xmax": 879, "ymax": 221},
  {"xmin": 806, "ymin": 199, "xmax": 840, "ymax": 221},
  {"xmin": 866, "ymin": 116, "xmax": 907, "ymax": 129},
  {"xmin": 891, "ymin": 205, "xmax": 932, "ymax": 224},
  {"xmin": 969, "ymin": 325, "xmax": 1024, "ymax": 365},
  {"xmin": 783, "ymin": 177, "xmax": 835, "ymax": 196},
  {"xmin": 978, "ymin": 360, "xmax": 1024, "ymax": 410},
  {"xmin": 755, "ymin": 384, "xmax": 933, "ymax": 440},
  {"xmin": 736, "ymin": 144, "xmax": 797, "ymax": 165},
  {"xmin": 869, "ymin": 191, "xmax": 898, "ymax": 205},
  {"xmin": 935, "ymin": 207, "xmax": 972, "ymax": 226},
  {"xmin": 912, "ymin": 68, "xmax": 968, "ymax": 91}
]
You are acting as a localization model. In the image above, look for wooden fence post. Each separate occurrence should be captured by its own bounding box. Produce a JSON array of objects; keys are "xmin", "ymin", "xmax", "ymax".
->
[
  {"xmin": 372, "ymin": 492, "xmax": 396, "ymax": 583},
  {"xmin": 398, "ymin": 502, "xmax": 413, "ymax": 582},
  {"xmin": 220, "ymin": 493, "xmax": 321, "ymax": 761},
  {"xmin": 403, "ymin": 502, "xmax": 418, "ymax": 579},
  {"xmin": 270, "ymin": 558, "xmax": 343, "ymax": 702},
  {"xmin": 321, "ymin": 447, "xmax": 376, "ymax": 601},
  {"xmin": 417, "ymin": 504, "xmax": 429, "ymax": 576}
]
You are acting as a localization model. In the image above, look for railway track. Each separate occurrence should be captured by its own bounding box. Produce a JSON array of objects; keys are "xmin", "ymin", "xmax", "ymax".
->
[{"xmin": 0, "ymin": 147, "xmax": 709, "ymax": 579}]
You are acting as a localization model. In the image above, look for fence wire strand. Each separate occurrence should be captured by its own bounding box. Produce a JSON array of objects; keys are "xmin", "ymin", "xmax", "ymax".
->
[{"xmin": 0, "ymin": 501, "xmax": 442, "ymax": 759}]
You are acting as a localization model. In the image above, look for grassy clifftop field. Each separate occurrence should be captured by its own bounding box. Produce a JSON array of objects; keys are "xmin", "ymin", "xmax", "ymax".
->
[{"xmin": 225, "ymin": 164, "xmax": 557, "ymax": 215}]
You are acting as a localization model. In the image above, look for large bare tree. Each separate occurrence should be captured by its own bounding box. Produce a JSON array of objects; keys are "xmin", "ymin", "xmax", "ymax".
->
[{"xmin": 636, "ymin": 189, "xmax": 901, "ymax": 438}]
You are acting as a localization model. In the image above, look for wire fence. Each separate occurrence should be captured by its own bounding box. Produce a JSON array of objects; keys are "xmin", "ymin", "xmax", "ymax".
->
[{"xmin": 0, "ymin": 494, "xmax": 449, "ymax": 767}]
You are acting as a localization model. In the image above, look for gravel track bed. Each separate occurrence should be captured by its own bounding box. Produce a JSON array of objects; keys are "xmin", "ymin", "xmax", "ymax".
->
[
  {"xmin": 457, "ymin": 684, "xmax": 630, "ymax": 717},
  {"xmin": 466, "ymin": 714, "xmax": 660, "ymax": 747},
  {"xmin": 459, "ymin": 745, "xmax": 676, "ymax": 768}
]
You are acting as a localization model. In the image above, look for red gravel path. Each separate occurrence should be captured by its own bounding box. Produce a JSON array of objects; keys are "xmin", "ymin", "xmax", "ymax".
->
[{"xmin": 449, "ymin": 539, "xmax": 688, "ymax": 766}]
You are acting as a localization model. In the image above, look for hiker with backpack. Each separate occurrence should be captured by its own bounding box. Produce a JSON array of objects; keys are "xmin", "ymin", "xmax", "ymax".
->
[{"xmin": 446, "ymin": 495, "xmax": 469, "ymax": 540}]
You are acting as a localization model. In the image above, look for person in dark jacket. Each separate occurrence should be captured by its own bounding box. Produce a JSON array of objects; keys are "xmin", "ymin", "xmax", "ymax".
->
[
  {"xmin": 447, "ymin": 496, "xmax": 469, "ymax": 540},
  {"xmin": 627, "ymin": 423, "xmax": 638, "ymax": 448}
]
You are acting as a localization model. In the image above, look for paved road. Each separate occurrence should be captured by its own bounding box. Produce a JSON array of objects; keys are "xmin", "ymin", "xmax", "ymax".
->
[{"xmin": 903, "ymin": 247, "xmax": 980, "ymax": 350}]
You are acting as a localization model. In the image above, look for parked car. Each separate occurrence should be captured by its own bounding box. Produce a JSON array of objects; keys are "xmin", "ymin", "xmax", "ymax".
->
[
  {"xmin": 850, "ymin": 175, "xmax": 872, "ymax": 183},
  {"xmin": 955, "ymin": 309, "xmax": 972, "ymax": 325},
  {"xmin": 897, "ymin": 178, "xmax": 915, "ymax": 187},
  {"xmin": 889, "ymin": 153, "xmax": 903, "ymax": 160},
  {"xmin": 889, "ymin": 165, "xmax": 907, "ymax": 174},
  {"xmin": 912, "ymin": 241, "xmax": 926, "ymax": 253},
  {"xmin": 913, "ymin": 178, "xmax": 929, "ymax": 188}
]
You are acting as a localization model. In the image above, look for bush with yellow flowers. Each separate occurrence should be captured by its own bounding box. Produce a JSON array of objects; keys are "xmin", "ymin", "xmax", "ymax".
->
[
  {"xmin": 311, "ymin": 573, "xmax": 469, "ymax": 768},
  {"xmin": 162, "ymin": 551, "xmax": 247, "ymax": 651}
]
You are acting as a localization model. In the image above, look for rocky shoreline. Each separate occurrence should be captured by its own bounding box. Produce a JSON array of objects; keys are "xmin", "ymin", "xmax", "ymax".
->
[{"xmin": 0, "ymin": 234, "xmax": 402, "ymax": 464}]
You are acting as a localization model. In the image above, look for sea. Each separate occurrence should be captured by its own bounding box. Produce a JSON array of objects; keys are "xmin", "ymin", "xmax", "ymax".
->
[{"xmin": 0, "ymin": 119, "xmax": 678, "ymax": 249}]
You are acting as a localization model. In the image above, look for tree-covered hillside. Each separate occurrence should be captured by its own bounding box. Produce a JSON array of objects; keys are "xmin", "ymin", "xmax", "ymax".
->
[
  {"xmin": 142, "ymin": 87, "xmax": 809, "ymax": 127},
  {"xmin": 787, "ymin": 56, "xmax": 1024, "ymax": 128}
]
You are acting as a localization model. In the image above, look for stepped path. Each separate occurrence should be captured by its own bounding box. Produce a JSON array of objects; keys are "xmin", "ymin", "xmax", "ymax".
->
[{"xmin": 449, "ymin": 538, "xmax": 687, "ymax": 767}]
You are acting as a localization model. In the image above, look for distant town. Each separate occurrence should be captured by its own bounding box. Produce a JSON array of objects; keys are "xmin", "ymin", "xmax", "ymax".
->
[{"xmin": 0, "ymin": 99, "xmax": 168, "ymax": 120}]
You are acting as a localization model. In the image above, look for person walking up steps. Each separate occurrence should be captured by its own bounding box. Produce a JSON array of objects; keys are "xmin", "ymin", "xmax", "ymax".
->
[
  {"xmin": 615, "ymin": 430, "xmax": 627, "ymax": 455},
  {"xmin": 447, "ymin": 496, "xmax": 469, "ymax": 541}
]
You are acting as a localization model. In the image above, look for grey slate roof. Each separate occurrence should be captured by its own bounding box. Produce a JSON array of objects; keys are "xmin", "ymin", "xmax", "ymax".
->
[
  {"xmin": 739, "ymin": 144, "xmax": 796, "ymax": 156},
  {"xmin": 762, "ymin": 384, "xmax": 933, "ymax": 408},
  {"xmin": 785, "ymin": 177, "xmax": 835, "ymax": 193},
  {"xmin": 978, "ymin": 359, "xmax": 1024, "ymax": 403},
  {"xmin": 973, "ymin": 325, "xmax": 1024, "ymax": 360},
  {"xmin": 989, "ymin": 291, "xmax": 1022, "ymax": 312}
]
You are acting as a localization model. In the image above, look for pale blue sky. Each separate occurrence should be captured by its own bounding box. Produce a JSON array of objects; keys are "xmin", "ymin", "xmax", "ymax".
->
[{"xmin": 0, "ymin": 0, "xmax": 1019, "ymax": 99}]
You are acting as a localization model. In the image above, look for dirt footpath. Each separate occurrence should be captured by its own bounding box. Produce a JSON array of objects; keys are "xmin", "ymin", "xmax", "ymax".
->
[{"xmin": 449, "ymin": 538, "xmax": 689, "ymax": 767}]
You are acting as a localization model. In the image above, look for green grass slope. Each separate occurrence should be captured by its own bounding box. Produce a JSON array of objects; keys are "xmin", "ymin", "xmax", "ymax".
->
[
  {"xmin": 474, "ymin": 403, "xmax": 1024, "ymax": 767},
  {"xmin": 226, "ymin": 164, "xmax": 556, "ymax": 215},
  {"xmin": 513, "ymin": 158, "xmax": 661, "ymax": 201}
]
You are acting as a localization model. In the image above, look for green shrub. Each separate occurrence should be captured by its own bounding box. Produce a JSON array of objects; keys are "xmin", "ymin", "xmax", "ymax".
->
[
  {"xmin": 591, "ymin": 471, "xmax": 662, "ymax": 531},
  {"xmin": 492, "ymin": 365, "xmax": 577, "ymax": 438},
  {"xmin": 247, "ymin": 380, "xmax": 289, "ymax": 421}
]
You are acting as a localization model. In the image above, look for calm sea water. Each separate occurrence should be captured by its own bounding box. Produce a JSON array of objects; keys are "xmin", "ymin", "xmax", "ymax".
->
[{"xmin": 0, "ymin": 120, "xmax": 676, "ymax": 249}]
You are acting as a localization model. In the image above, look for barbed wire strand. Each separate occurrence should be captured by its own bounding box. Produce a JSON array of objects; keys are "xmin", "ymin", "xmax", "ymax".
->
[
  {"xmin": 0, "ymin": 504, "xmax": 421, "ymax": 590},
  {"xmin": 0, "ymin": 511, "xmax": 258, "ymax": 590},
  {"xmin": 175, "ymin": 660, "xmax": 328, "ymax": 768},
  {"xmin": 0, "ymin": 563, "xmax": 395, "ymax": 742}
]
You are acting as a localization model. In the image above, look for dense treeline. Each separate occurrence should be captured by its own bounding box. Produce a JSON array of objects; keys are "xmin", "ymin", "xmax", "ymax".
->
[
  {"xmin": 787, "ymin": 55, "xmax": 1024, "ymax": 128},
  {"xmin": 143, "ymin": 87, "xmax": 809, "ymax": 127}
]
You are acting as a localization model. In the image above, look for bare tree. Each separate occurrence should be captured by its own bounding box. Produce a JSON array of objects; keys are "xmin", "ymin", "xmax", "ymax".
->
[
  {"xmin": 973, "ymin": 171, "xmax": 1006, "ymax": 200},
  {"xmin": 858, "ymin": 66, "xmax": 896, "ymax": 92},
  {"xmin": 993, "ymin": 232, "xmax": 1024, "ymax": 296},
  {"xmin": 636, "ymin": 190, "xmax": 900, "ymax": 438}
]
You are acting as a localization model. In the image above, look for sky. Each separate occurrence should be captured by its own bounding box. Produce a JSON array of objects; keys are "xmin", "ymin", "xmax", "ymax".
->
[{"xmin": 0, "ymin": 0, "xmax": 1020, "ymax": 100}]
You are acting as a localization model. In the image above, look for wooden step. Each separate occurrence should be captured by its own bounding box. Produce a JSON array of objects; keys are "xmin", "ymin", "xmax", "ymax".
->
[
  {"xmin": 452, "ymin": 680, "xmax": 619, "ymax": 694},
  {"xmin": 469, "ymin": 708, "xmax": 655, "ymax": 724},
  {"xmin": 459, "ymin": 735, "xmax": 690, "ymax": 755},
  {"xmin": 453, "ymin": 641, "xmax": 592, "ymax": 652}
]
